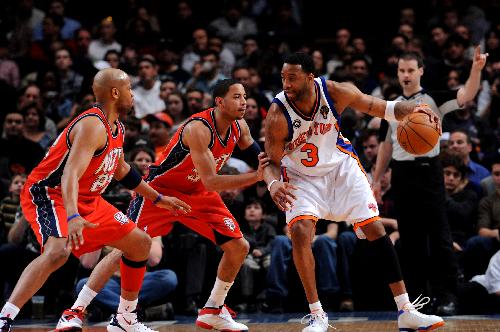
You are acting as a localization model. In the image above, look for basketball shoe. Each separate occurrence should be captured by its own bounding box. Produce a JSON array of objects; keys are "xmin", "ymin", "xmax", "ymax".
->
[
  {"xmin": 107, "ymin": 311, "xmax": 157, "ymax": 332},
  {"xmin": 398, "ymin": 295, "xmax": 445, "ymax": 331},
  {"xmin": 301, "ymin": 311, "xmax": 335, "ymax": 331},
  {"xmin": 196, "ymin": 304, "xmax": 248, "ymax": 331},
  {"xmin": 55, "ymin": 306, "xmax": 84, "ymax": 331},
  {"xmin": 0, "ymin": 317, "xmax": 13, "ymax": 332}
]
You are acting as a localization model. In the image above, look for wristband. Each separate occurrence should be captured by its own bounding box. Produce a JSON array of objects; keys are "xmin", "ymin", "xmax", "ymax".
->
[
  {"xmin": 67, "ymin": 213, "xmax": 80, "ymax": 222},
  {"xmin": 384, "ymin": 100, "xmax": 399, "ymax": 122},
  {"xmin": 267, "ymin": 179, "xmax": 279, "ymax": 192},
  {"xmin": 153, "ymin": 194, "xmax": 163, "ymax": 205}
]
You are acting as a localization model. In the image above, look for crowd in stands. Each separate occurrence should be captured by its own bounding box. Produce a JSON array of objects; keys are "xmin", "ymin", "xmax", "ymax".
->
[{"xmin": 0, "ymin": 0, "xmax": 499, "ymax": 320}]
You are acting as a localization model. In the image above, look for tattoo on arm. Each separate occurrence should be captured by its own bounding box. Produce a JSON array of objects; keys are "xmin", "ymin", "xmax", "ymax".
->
[
  {"xmin": 394, "ymin": 101, "xmax": 415, "ymax": 120},
  {"xmin": 368, "ymin": 96, "xmax": 374, "ymax": 112}
]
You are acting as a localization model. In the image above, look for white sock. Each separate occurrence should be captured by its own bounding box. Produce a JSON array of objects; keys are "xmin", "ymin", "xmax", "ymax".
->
[
  {"xmin": 394, "ymin": 293, "xmax": 411, "ymax": 311},
  {"xmin": 72, "ymin": 285, "xmax": 97, "ymax": 310},
  {"xmin": 1, "ymin": 302, "xmax": 20, "ymax": 320},
  {"xmin": 117, "ymin": 297, "xmax": 138, "ymax": 313},
  {"xmin": 205, "ymin": 277, "xmax": 233, "ymax": 308},
  {"xmin": 309, "ymin": 301, "xmax": 323, "ymax": 313}
]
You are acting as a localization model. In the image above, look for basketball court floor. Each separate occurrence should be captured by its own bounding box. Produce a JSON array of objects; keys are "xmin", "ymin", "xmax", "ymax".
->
[{"xmin": 12, "ymin": 312, "xmax": 500, "ymax": 331}]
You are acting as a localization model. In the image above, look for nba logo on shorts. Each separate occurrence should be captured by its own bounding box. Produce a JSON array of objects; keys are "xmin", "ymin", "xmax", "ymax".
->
[
  {"xmin": 223, "ymin": 217, "xmax": 235, "ymax": 231},
  {"xmin": 114, "ymin": 211, "xmax": 129, "ymax": 225}
]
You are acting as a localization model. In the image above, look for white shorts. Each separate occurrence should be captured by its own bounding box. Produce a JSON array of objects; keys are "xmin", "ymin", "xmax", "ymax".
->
[{"xmin": 283, "ymin": 156, "xmax": 379, "ymax": 239}]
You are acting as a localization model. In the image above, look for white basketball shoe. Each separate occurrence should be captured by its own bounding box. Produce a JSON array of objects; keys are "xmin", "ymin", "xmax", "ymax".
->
[
  {"xmin": 196, "ymin": 304, "xmax": 248, "ymax": 331},
  {"xmin": 301, "ymin": 310, "xmax": 335, "ymax": 331},
  {"xmin": 398, "ymin": 295, "xmax": 445, "ymax": 331},
  {"xmin": 107, "ymin": 311, "xmax": 157, "ymax": 332},
  {"xmin": 55, "ymin": 307, "xmax": 84, "ymax": 331}
]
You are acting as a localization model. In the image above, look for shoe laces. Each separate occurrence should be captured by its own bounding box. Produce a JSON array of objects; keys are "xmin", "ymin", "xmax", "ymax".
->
[
  {"xmin": 406, "ymin": 294, "xmax": 431, "ymax": 311},
  {"xmin": 300, "ymin": 311, "xmax": 336, "ymax": 330}
]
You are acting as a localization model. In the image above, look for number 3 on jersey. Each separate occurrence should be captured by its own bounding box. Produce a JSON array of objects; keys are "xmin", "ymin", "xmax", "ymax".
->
[{"xmin": 301, "ymin": 143, "xmax": 319, "ymax": 167}]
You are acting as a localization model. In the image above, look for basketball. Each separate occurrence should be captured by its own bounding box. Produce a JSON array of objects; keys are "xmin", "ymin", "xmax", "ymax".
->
[{"xmin": 397, "ymin": 111, "xmax": 441, "ymax": 155}]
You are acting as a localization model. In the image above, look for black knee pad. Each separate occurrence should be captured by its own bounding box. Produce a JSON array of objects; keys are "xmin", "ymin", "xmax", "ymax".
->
[{"xmin": 367, "ymin": 235, "xmax": 403, "ymax": 284}]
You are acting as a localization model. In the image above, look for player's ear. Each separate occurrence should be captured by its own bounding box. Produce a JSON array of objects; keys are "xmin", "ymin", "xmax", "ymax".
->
[
  {"xmin": 111, "ymin": 87, "xmax": 119, "ymax": 99},
  {"xmin": 215, "ymin": 96, "xmax": 223, "ymax": 107}
]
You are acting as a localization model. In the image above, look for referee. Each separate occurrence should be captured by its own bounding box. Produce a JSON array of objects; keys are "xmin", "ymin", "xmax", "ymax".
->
[{"xmin": 373, "ymin": 48, "xmax": 488, "ymax": 316}]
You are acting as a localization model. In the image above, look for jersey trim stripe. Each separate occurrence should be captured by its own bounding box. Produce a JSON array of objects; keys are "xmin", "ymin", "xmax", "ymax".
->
[
  {"xmin": 336, "ymin": 144, "xmax": 368, "ymax": 178},
  {"xmin": 284, "ymin": 80, "xmax": 320, "ymax": 121},
  {"xmin": 66, "ymin": 113, "xmax": 109, "ymax": 157},
  {"xmin": 353, "ymin": 216, "xmax": 380, "ymax": 232},
  {"xmin": 127, "ymin": 195, "xmax": 145, "ymax": 223},
  {"xmin": 319, "ymin": 77, "xmax": 340, "ymax": 121},
  {"xmin": 272, "ymin": 98, "xmax": 293, "ymax": 142},
  {"xmin": 288, "ymin": 214, "xmax": 319, "ymax": 228},
  {"xmin": 210, "ymin": 109, "xmax": 232, "ymax": 147},
  {"xmin": 147, "ymin": 140, "xmax": 190, "ymax": 183},
  {"xmin": 180, "ymin": 117, "xmax": 214, "ymax": 150},
  {"xmin": 93, "ymin": 104, "xmax": 120, "ymax": 139}
]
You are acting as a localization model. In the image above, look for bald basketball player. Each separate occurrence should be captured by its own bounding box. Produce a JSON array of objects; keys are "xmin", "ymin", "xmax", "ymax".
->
[{"xmin": 0, "ymin": 68, "xmax": 190, "ymax": 332}]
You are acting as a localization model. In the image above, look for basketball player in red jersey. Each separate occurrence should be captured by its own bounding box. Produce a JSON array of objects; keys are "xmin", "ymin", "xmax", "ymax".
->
[
  {"xmin": 61, "ymin": 79, "xmax": 269, "ymax": 331},
  {"xmin": 0, "ymin": 68, "xmax": 190, "ymax": 332}
]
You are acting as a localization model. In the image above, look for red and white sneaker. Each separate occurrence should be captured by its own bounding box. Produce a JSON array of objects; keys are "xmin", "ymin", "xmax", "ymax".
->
[
  {"xmin": 107, "ymin": 311, "xmax": 157, "ymax": 332},
  {"xmin": 196, "ymin": 305, "xmax": 248, "ymax": 331},
  {"xmin": 55, "ymin": 307, "xmax": 84, "ymax": 332}
]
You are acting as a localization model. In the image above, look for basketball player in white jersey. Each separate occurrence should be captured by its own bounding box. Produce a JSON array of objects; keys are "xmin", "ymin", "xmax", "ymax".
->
[{"xmin": 263, "ymin": 52, "xmax": 445, "ymax": 332}]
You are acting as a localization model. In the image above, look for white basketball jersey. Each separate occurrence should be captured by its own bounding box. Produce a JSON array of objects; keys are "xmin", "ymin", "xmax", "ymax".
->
[{"xmin": 273, "ymin": 77, "xmax": 358, "ymax": 177}]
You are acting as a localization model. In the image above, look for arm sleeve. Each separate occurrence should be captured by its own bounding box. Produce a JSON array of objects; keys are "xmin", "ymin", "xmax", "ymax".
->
[{"xmin": 378, "ymin": 119, "xmax": 393, "ymax": 143}]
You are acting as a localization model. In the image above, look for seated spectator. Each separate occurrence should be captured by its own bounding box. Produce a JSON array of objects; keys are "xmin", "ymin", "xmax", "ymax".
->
[
  {"xmin": 76, "ymin": 237, "xmax": 177, "ymax": 318},
  {"xmin": 165, "ymin": 91, "xmax": 188, "ymax": 131},
  {"xmin": 459, "ymin": 250, "xmax": 500, "ymax": 314},
  {"xmin": 235, "ymin": 199, "xmax": 275, "ymax": 312},
  {"xmin": 159, "ymin": 79, "xmax": 178, "ymax": 106},
  {"xmin": 133, "ymin": 56, "xmax": 164, "ymax": 119},
  {"xmin": 144, "ymin": 112, "xmax": 173, "ymax": 161},
  {"xmin": 0, "ymin": 36, "xmax": 20, "ymax": 88},
  {"xmin": 130, "ymin": 146, "xmax": 155, "ymax": 176},
  {"xmin": 441, "ymin": 152, "xmax": 479, "ymax": 252},
  {"xmin": 265, "ymin": 222, "xmax": 339, "ymax": 313},
  {"xmin": 0, "ymin": 174, "xmax": 25, "ymax": 243},
  {"xmin": 88, "ymin": 17, "xmax": 122, "ymax": 63},
  {"xmin": 123, "ymin": 116, "xmax": 146, "ymax": 153},
  {"xmin": 448, "ymin": 129, "xmax": 490, "ymax": 185},
  {"xmin": 32, "ymin": 0, "xmax": 81, "ymax": 41},
  {"xmin": 21, "ymin": 103, "xmax": 53, "ymax": 150},
  {"xmin": 462, "ymin": 155, "xmax": 500, "ymax": 280},
  {"xmin": 185, "ymin": 88, "xmax": 204, "ymax": 115},
  {"xmin": 359, "ymin": 128, "xmax": 379, "ymax": 173},
  {"xmin": 0, "ymin": 111, "xmax": 45, "ymax": 189},
  {"xmin": 185, "ymin": 50, "xmax": 227, "ymax": 94}
]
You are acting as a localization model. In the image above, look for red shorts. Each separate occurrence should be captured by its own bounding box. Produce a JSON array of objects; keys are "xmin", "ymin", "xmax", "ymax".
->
[
  {"xmin": 128, "ymin": 189, "xmax": 242, "ymax": 245},
  {"xmin": 21, "ymin": 184, "xmax": 136, "ymax": 257}
]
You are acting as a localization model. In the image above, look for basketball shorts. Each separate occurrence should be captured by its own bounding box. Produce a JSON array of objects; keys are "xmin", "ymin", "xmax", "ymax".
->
[
  {"xmin": 128, "ymin": 189, "xmax": 242, "ymax": 245},
  {"xmin": 283, "ymin": 156, "xmax": 379, "ymax": 239},
  {"xmin": 21, "ymin": 184, "xmax": 136, "ymax": 257}
]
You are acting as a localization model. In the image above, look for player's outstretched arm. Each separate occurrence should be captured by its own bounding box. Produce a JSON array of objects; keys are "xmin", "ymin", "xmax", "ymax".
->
[
  {"xmin": 327, "ymin": 80, "xmax": 434, "ymax": 121},
  {"xmin": 264, "ymin": 104, "xmax": 297, "ymax": 211},
  {"xmin": 183, "ymin": 120, "xmax": 269, "ymax": 191},
  {"xmin": 114, "ymin": 154, "xmax": 191, "ymax": 214},
  {"xmin": 62, "ymin": 117, "xmax": 106, "ymax": 250}
]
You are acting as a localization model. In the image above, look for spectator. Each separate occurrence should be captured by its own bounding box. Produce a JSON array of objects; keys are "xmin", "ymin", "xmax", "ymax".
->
[
  {"xmin": 21, "ymin": 103, "xmax": 53, "ymax": 150},
  {"xmin": 159, "ymin": 79, "xmax": 178, "ymax": 104},
  {"xmin": 448, "ymin": 129, "xmax": 490, "ymax": 185},
  {"xmin": 441, "ymin": 152, "xmax": 479, "ymax": 252},
  {"xmin": 182, "ymin": 28, "xmax": 209, "ymax": 74},
  {"xmin": 32, "ymin": 0, "xmax": 81, "ymax": 41},
  {"xmin": 359, "ymin": 128, "xmax": 379, "ymax": 173},
  {"xmin": 133, "ymin": 57, "xmax": 164, "ymax": 119},
  {"xmin": 165, "ymin": 91, "xmax": 188, "ymax": 130},
  {"xmin": 0, "ymin": 174, "xmax": 25, "ymax": 243},
  {"xmin": 235, "ymin": 35, "xmax": 261, "ymax": 68},
  {"xmin": 208, "ymin": 35, "xmax": 235, "ymax": 78},
  {"xmin": 123, "ymin": 116, "xmax": 147, "ymax": 153},
  {"xmin": 236, "ymin": 199, "xmax": 275, "ymax": 312},
  {"xmin": 130, "ymin": 146, "xmax": 155, "ymax": 176},
  {"xmin": 103, "ymin": 50, "xmax": 120, "ymax": 69},
  {"xmin": 144, "ymin": 112, "xmax": 173, "ymax": 160},
  {"xmin": 348, "ymin": 55, "xmax": 379, "ymax": 95},
  {"xmin": 29, "ymin": 13, "xmax": 66, "ymax": 65},
  {"xmin": 54, "ymin": 48, "xmax": 84, "ymax": 101},
  {"xmin": 0, "ymin": 37, "xmax": 20, "ymax": 88},
  {"xmin": 157, "ymin": 42, "xmax": 190, "ymax": 87},
  {"xmin": 76, "ymin": 237, "xmax": 177, "ymax": 318},
  {"xmin": 186, "ymin": 88, "xmax": 204, "ymax": 115},
  {"xmin": 0, "ymin": 110, "xmax": 45, "ymax": 183},
  {"xmin": 185, "ymin": 49, "xmax": 227, "ymax": 94},
  {"xmin": 462, "ymin": 155, "xmax": 500, "ymax": 280},
  {"xmin": 88, "ymin": 17, "xmax": 122, "ymax": 63},
  {"xmin": 209, "ymin": 1, "xmax": 257, "ymax": 57}
]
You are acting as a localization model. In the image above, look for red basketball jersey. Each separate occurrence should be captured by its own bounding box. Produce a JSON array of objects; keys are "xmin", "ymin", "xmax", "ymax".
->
[
  {"xmin": 26, "ymin": 106, "xmax": 125, "ymax": 199},
  {"xmin": 147, "ymin": 108, "xmax": 241, "ymax": 193}
]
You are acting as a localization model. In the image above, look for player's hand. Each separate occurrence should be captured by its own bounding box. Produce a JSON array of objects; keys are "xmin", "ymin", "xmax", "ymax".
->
[
  {"xmin": 156, "ymin": 195, "xmax": 192, "ymax": 215},
  {"xmin": 472, "ymin": 45, "xmax": 488, "ymax": 72},
  {"xmin": 413, "ymin": 103, "xmax": 441, "ymax": 134},
  {"xmin": 269, "ymin": 180, "xmax": 297, "ymax": 211},
  {"xmin": 66, "ymin": 216, "xmax": 98, "ymax": 251},
  {"xmin": 256, "ymin": 152, "xmax": 270, "ymax": 181}
]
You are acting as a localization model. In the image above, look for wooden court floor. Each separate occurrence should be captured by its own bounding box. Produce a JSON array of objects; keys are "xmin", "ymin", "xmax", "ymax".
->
[{"xmin": 13, "ymin": 319, "xmax": 500, "ymax": 332}]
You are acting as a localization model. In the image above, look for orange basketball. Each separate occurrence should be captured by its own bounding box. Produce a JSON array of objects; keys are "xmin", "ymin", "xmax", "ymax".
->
[{"xmin": 396, "ymin": 112, "xmax": 441, "ymax": 155}]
